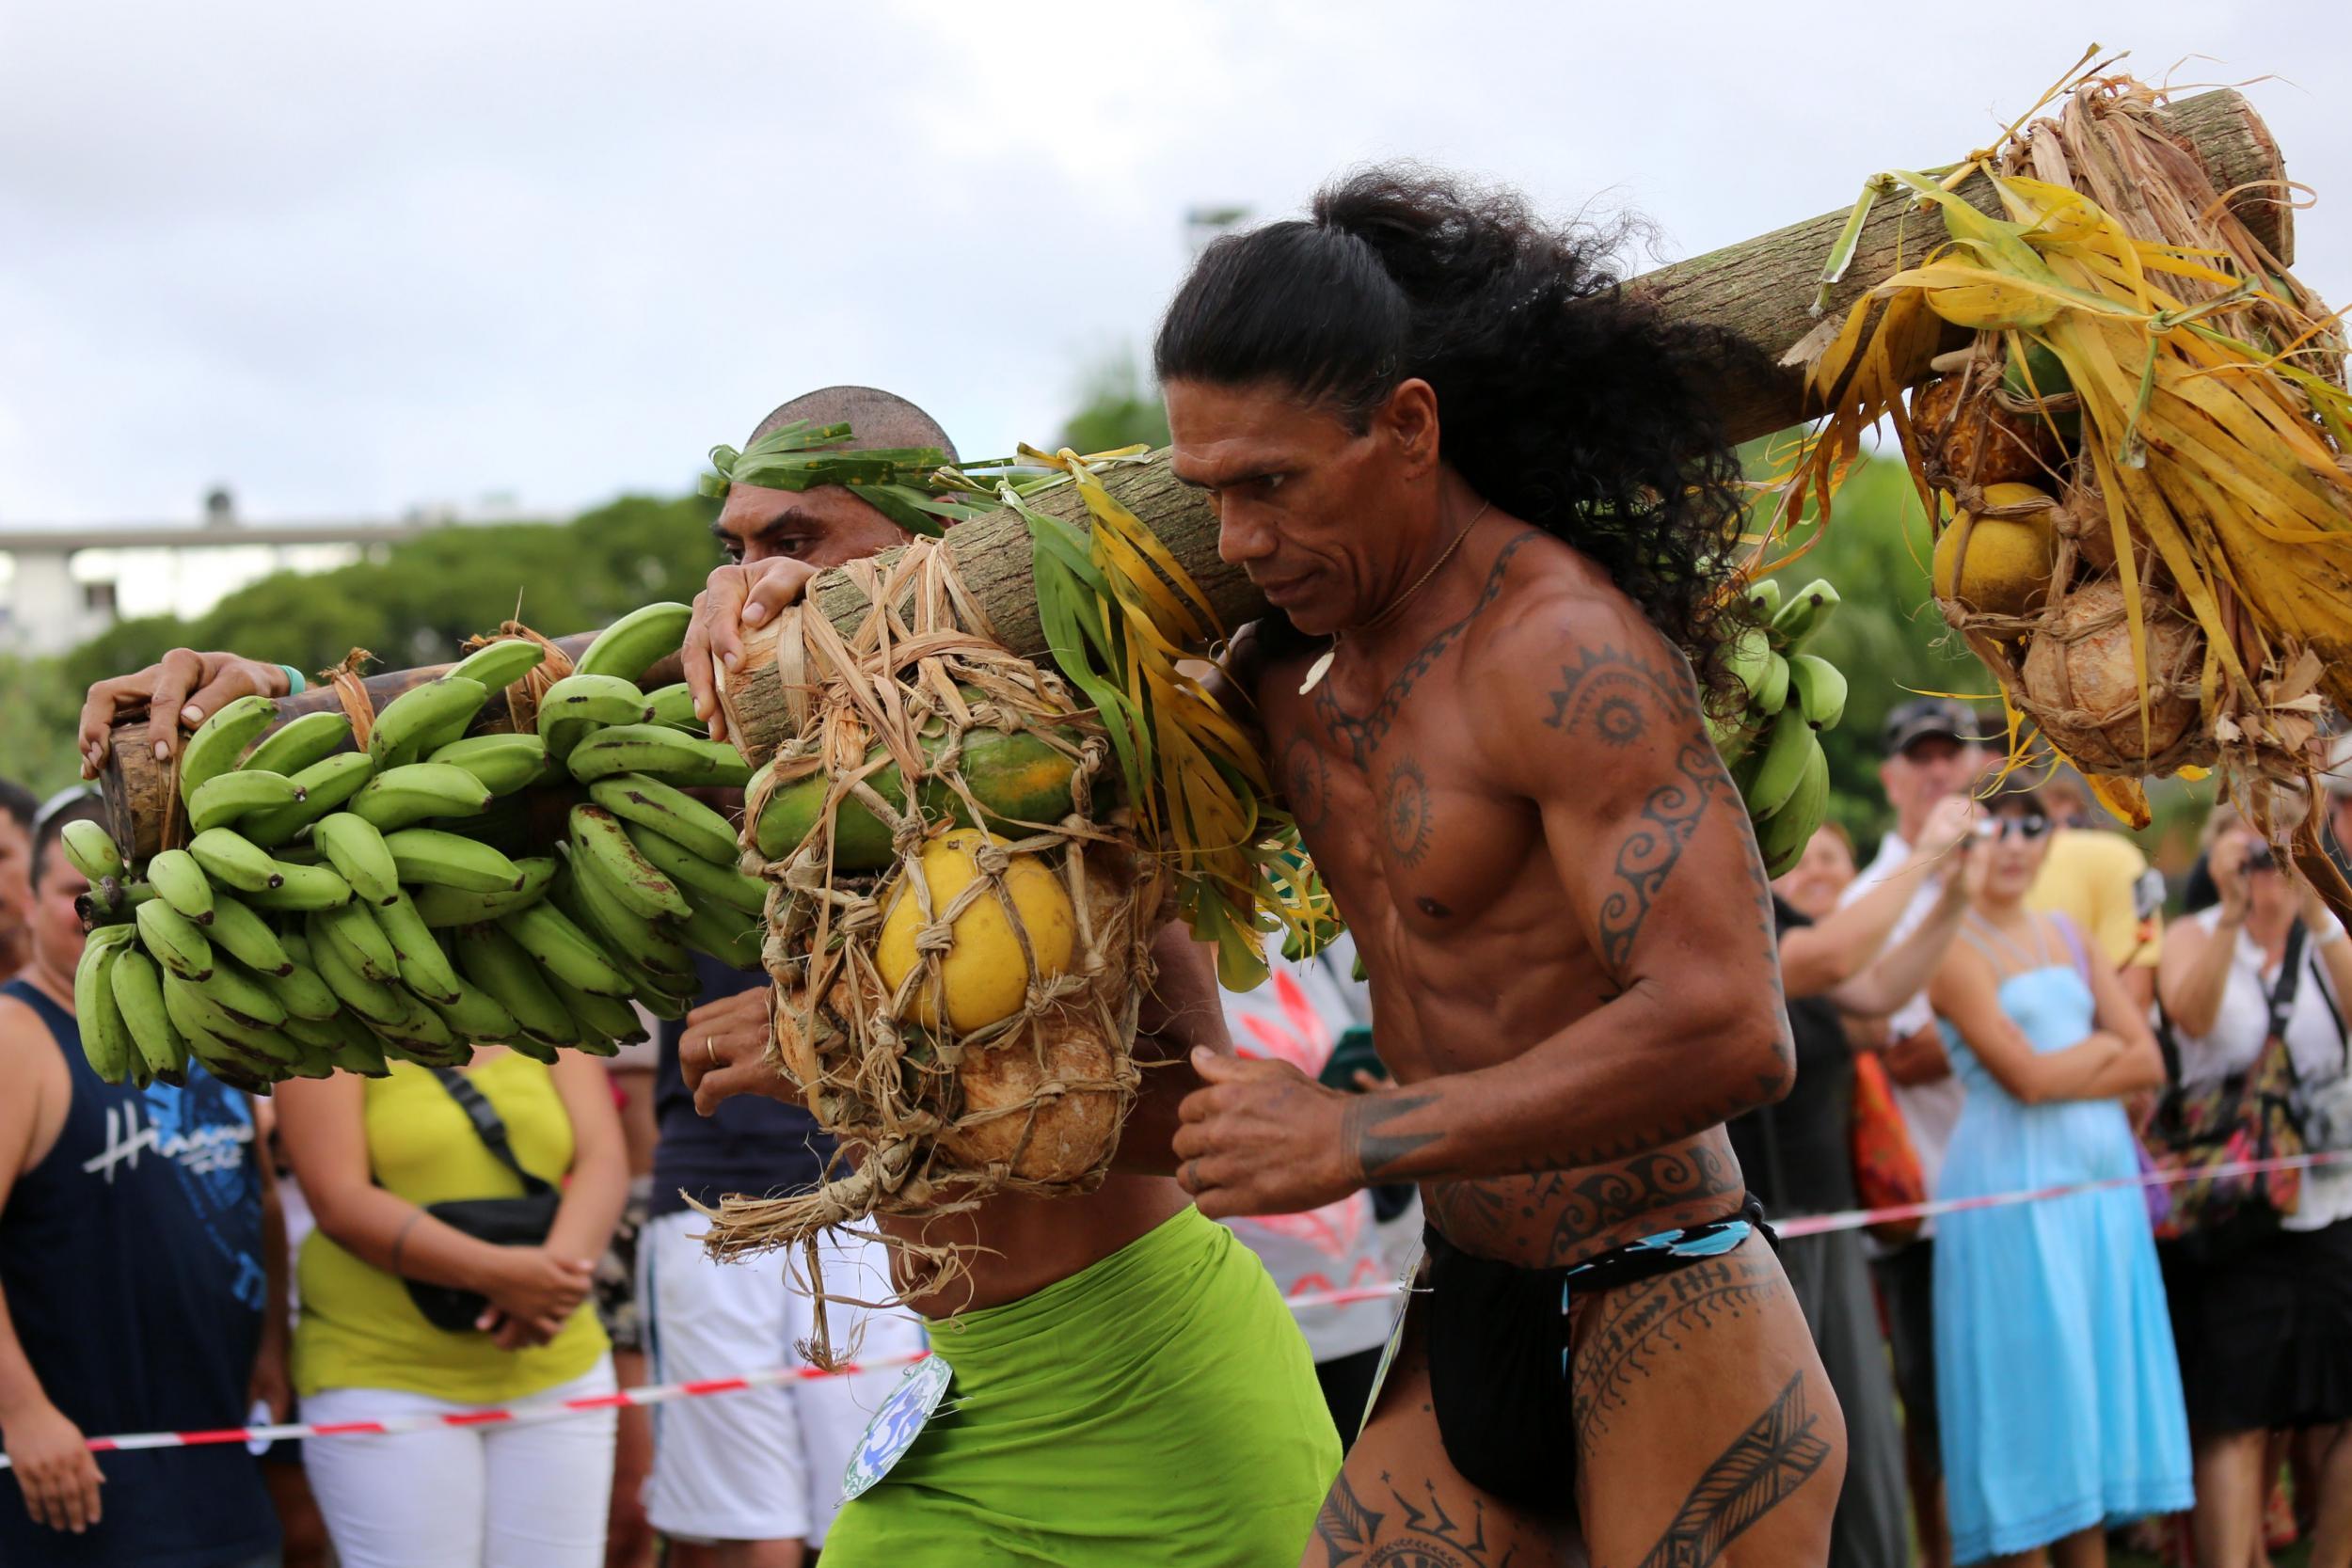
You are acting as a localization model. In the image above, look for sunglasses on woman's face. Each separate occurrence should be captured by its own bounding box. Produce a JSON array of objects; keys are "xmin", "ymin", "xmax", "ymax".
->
[{"xmin": 1974, "ymin": 814, "xmax": 2052, "ymax": 843}]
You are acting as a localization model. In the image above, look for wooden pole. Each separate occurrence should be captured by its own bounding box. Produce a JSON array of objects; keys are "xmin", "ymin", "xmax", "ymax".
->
[{"xmin": 98, "ymin": 89, "xmax": 2295, "ymax": 851}]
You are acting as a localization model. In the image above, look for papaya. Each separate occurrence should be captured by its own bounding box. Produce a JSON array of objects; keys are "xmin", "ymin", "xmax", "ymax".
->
[{"xmin": 754, "ymin": 725, "xmax": 1099, "ymax": 871}]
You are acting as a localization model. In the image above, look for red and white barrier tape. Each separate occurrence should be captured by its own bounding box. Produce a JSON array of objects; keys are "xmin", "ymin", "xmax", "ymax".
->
[{"xmin": 16, "ymin": 1148, "xmax": 2347, "ymax": 1465}]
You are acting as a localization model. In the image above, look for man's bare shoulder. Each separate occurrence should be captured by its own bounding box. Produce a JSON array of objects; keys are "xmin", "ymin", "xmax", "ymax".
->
[{"xmin": 0, "ymin": 991, "xmax": 56, "ymax": 1073}]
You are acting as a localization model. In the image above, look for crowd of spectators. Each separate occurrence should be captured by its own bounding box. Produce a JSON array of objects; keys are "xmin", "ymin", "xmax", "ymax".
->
[{"xmin": 9, "ymin": 697, "xmax": 2352, "ymax": 1567}]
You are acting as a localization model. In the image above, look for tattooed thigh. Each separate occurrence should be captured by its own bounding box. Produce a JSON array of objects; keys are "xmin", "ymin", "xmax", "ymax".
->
[
  {"xmin": 1310, "ymin": 1297, "xmax": 1573, "ymax": 1568},
  {"xmin": 1567, "ymin": 1249, "xmax": 1788, "ymax": 1450},
  {"xmin": 1570, "ymin": 1245, "xmax": 1843, "ymax": 1567}
]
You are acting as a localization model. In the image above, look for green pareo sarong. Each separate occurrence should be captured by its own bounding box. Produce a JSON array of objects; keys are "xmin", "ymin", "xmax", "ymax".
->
[{"xmin": 820, "ymin": 1206, "xmax": 1339, "ymax": 1565}]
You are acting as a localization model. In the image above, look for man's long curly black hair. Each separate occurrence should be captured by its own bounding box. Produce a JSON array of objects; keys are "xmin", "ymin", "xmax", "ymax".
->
[{"xmin": 1153, "ymin": 166, "xmax": 1752, "ymax": 715}]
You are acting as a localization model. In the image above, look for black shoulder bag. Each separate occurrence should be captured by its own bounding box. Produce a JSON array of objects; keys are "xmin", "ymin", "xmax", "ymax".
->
[{"xmin": 402, "ymin": 1068, "xmax": 564, "ymax": 1334}]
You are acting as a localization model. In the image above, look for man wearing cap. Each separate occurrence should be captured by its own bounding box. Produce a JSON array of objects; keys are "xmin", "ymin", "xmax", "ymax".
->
[{"xmin": 1839, "ymin": 695, "xmax": 1984, "ymax": 1568}]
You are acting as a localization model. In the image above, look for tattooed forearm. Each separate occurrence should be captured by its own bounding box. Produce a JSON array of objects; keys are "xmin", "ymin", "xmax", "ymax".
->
[
  {"xmin": 1345, "ymin": 1091, "xmax": 1443, "ymax": 1180},
  {"xmin": 1634, "ymin": 1372, "xmax": 1832, "ymax": 1567},
  {"xmin": 1572, "ymin": 1253, "xmax": 1788, "ymax": 1448}
]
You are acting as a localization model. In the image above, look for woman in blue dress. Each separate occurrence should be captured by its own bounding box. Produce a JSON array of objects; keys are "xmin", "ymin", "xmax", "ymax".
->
[{"xmin": 1925, "ymin": 781, "xmax": 2192, "ymax": 1566}]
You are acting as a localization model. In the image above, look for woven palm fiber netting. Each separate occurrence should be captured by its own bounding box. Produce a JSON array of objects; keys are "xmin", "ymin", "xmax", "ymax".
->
[{"xmin": 696, "ymin": 539, "xmax": 1164, "ymax": 1311}]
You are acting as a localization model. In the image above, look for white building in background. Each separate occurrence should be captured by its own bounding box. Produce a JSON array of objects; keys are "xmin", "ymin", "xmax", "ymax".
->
[{"xmin": 0, "ymin": 490, "xmax": 548, "ymax": 657}]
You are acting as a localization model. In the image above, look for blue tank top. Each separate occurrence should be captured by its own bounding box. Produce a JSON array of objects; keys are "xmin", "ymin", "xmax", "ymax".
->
[
  {"xmin": 648, "ymin": 954, "xmax": 834, "ymax": 1220},
  {"xmin": 0, "ymin": 979, "xmax": 278, "ymax": 1568}
]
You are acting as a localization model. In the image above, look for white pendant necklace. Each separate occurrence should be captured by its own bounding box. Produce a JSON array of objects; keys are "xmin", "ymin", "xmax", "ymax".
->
[{"xmin": 1298, "ymin": 499, "xmax": 1491, "ymax": 696}]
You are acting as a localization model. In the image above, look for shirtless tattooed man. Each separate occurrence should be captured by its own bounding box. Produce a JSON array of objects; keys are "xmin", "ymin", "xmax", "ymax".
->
[{"xmin": 1161, "ymin": 172, "xmax": 1846, "ymax": 1567}]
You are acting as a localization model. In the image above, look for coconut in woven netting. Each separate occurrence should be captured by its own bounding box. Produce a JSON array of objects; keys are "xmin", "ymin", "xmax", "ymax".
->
[
  {"xmin": 1783, "ymin": 55, "xmax": 2352, "ymax": 874},
  {"xmin": 695, "ymin": 536, "xmax": 1166, "ymax": 1306}
]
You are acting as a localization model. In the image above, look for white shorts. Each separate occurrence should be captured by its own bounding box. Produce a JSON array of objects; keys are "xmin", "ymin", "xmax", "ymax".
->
[
  {"xmin": 302, "ymin": 1358, "xmax": 619, "ymax": 1568},
  {"xmin": 638, "ymin": 1211, "xmax": 925, "ymax": 1545}
]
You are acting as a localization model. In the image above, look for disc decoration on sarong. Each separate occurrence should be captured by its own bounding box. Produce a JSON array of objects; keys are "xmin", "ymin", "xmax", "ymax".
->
[{"xmin": 1774, "ymin": 55, "xmax": 2352, "ymax": 882}]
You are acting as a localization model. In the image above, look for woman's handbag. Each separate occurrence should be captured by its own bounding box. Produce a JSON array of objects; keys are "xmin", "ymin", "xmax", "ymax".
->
[
  {"xmin": 1850, "ymin": 1050, "xmax": 1928, "ymax": 1246},
  {"xmin": 2146, "ymin": 923, "xmax": 2309, "ymax": 1254},
  {"xmin": 402, "ymin": 1069, "xmax": 563, "ymax": 1334}
]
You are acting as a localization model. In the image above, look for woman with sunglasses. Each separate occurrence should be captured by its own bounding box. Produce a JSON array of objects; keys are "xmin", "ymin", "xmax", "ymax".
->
[
  {"xmin": 1925, "ymin": 781, "xmax": 2190, "ymax": 1567},
  {"xmin": 2156, "ymin": 802, "xmax": 2352, "ymax": 1568}
]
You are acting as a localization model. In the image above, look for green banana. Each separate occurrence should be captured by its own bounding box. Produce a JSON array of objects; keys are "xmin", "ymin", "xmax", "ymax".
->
[
  {"xmin": 205, "ymin": 895, "xmax": 294, "ymax": 976},
  {"xmin": 316, "ymin": 900, "xmax": 401, "ymax": 982},
  {"xmin": 458, "ymin": 925, "xmax": 580, "ymax": 1047},
  {"xmin": 242, "ymin": 862, "xmax": 355, "ymax": 911},
  {"xmin": 556, "ymin": 857, "xmax": 692, "ymax": 987},
  {"xmin": 539, "ymin": 679, "xmax": 653, "ymax": 764},
  {"xmin": 1745, "ymin": 578, "xmax": 1783, "ymax": 625},
  {"xmin": 187, "ymin": 768, "xmax": 304, "ymax": 834},
  {"xmin": 1724, "ymin": 626, "xmax": 1774, "ymax": 708},
  {"xmin": 306, "ymin": 913, "xmax": 411, "ymax": 1028},
  {"xmin": 498, "ymin": 901, "xmax": 631, "ymax": 998},
  {"xmin": 1788, "ymin": 654, "xmax": 1849, "ymax": 732},
  {"xmin": 501, "ymin": 1033, "xmax": 564, "ymax": 1065},
  {"xmin": 283, "ymin": 1010, "xmax": 389, "ymax": 1077},
  {"xmin": 644, "ymin": 683, "xmax": 704, "ymax": 734},
  {"xmin": 241, "ymin": 710, "xmax": 352, "ymax": 777},
  {"xmin": 313, "ymin": 813, "xmax": 403, "ymax": 906},
  {"xmin": 375, "ymin": 891, "xmax": 463, "ymax": 1006},
  {"xmin": 548, "ymin": 974, "xmax": 644, "ymax": 1053},
  {"xmin": 447, "ymin": 639, "xmax": 547, "ymax": 692},
  {"xmin": 589, "ymin": 774, "xmax": 739, "ymax": 866},
  {"xmin": 568, "ymin": 805, "xmax": 691, "ymax": 921},
  {"xmin": 1704, "ymin": 710, "xmax": 1758, "ymax": 768},
  {"xmin": 110, "ymin": 948, "xmax": 189, "ymax": 1086},
  {"xmin": 564, "ymin": 725, "xmax": 751, "ymax": 787},
  {"xmin": 201, "ymin": 961, "xmax": 290, "ymax": 1031},
  {"xmin": 188, "ymin": 829, "xmax": 283, "ymax": 893},
  {"xmin": 162, "ymin": 976, "xmax": 286, "ymax": 1085},
  {"xmin": 381, "ymin": 829, "xmax": 525, "ymax": 894},
  {"xmin": 425, "ymin": 976, "xmax": 521, "ymax": 1045},
  {"xmin": 677, "ymin": 899, "xmax": 764, "ymax": 971},
  {"xmin": 348, "ymin": 763, "xmax": 494, "ymax": 832},
  {"xmin": 1744, "ymin": 707, "xmax": 1823, "ymax": 823},
  {"xmin": 1769, "ymin": 578, "xmax": 1842, "ymax": 650},
  {"xmin": 626, "ymin": 821, "xmax": 764, "ymax": 917},
  {"xmin": 240, "ymin": 752, "xmax": 378, "ymax": 846},
  {"xmin": 73, "ymin": 927, "xmax": 139, "ymax": 1084},
  {"xmin": 262, "ymin": 959, "xmax": 342, "ymax": 1022},
  {"xmin": 166, "ymin": 974, "xmax": 300, "ymax": 1066},
  {"xmin": 409, "ymin": 857, "xmax": 556, "ymax": 927},
  {"xmin": 178, "ymin": 694, "xmax": 278, "ymax": 805},
  {"xmin": 1752, "ymin": 650, "xmax": 1791, "ymax": 718},
  {"xmin": 573, "ymin": 602, "xmax": 692, "ymax": 683},
  {"xmin": 135, "ymin": 899, "xmax": 215, "ymax": 982},
  {"xmin": 146, "ymin": 848, "xmax": 216, "ymax": 926},
  {"xmin": 1757, "ymin": 739, "xmax": 1831, "ymax": 879},
  {"xmin": 366, "ymin": 676, "xmax": 488, "ymax": 769},
  {"xmin": 60, "ymin": 820, "xmax": 128, "ymax": 884},
  {"xmin": 426, "ymin": 733, "xmax": 548, "ymax": 796}
]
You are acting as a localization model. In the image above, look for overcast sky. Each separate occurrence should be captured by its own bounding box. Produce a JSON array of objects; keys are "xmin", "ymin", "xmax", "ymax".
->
[{"xmin": 3, "ymin": 1, "xmax": 2345, "ymax": 528}]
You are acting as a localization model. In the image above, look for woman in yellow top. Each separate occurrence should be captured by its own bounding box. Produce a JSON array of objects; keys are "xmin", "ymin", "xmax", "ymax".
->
[{"xmin": 278, "ymin": 1045, "xmax": 628, "ymax": 1568}]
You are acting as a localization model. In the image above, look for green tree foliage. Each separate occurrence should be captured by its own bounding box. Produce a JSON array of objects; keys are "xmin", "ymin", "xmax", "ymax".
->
[
  {"xmin": 1057, "ymin": 349, "xmax": 1170, "ymax": 455},
  {"xmin": 8, "ymin": 493, "xmax": 720, "ymax": 798}
]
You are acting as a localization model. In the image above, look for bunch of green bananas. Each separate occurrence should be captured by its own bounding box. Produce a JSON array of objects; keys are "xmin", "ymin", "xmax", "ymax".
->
[
  {"xmin": 69, "ymin": 604, "xmax": 771, "ymax": 1093},
  {"xmin": 1708, "ymin": 577, "xmax": 1850, "ymax": 879}
]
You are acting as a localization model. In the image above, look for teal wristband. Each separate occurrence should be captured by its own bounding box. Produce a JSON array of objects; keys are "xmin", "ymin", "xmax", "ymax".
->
[{"xmin": 278, "ymin": 664, "xmax": 306, "ymax": 695}]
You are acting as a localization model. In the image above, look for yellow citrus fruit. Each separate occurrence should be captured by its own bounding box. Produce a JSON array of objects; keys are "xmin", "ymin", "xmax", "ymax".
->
[
  {"xmin": 874, "ymin": 830, "xmax": 1075, "ymax": 1034},
  {"xmin": 1934, "ymin": 483, "xmax": 2058, "ymax": 618}
]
